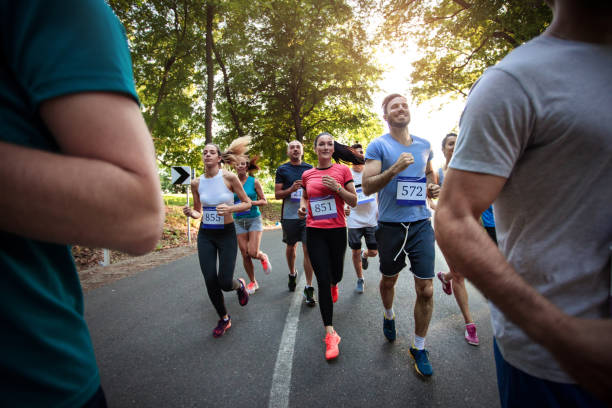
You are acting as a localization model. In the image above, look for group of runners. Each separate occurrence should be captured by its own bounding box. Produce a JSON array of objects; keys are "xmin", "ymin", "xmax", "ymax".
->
[{"xmin": 184, "ymin": 92, "xmax": 498, "ymax": 376}]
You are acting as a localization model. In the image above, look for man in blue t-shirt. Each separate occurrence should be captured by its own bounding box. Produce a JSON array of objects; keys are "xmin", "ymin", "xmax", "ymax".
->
[
  {"xmin": 274, "ymin": 141, "xmax": 316, "ymax": 305},
  {"xmin": 363, "ymin": 93, "xmax": 440, "ymax": 377},
  {"xmin": 0, "ymin": 1, "xmax": 163, "ymax": 406}
]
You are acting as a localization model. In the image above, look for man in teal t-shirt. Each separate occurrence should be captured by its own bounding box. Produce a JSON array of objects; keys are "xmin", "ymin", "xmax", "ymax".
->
[{"xmin": 0, "ymin": 1, "xmax": 163, "ymax": 406}]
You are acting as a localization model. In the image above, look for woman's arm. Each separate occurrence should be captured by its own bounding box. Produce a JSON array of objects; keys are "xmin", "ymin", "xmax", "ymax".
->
[
  {"xmin": 221, "ymin": 172, "xmax": 251, "ymax": 215},
  {"xmin": 251, "ymin": 179, "xmax": 268, "ymax": 206},
  {"xmin": 183, "ymin": 178, "xmax": 202, "ymax": 219}
]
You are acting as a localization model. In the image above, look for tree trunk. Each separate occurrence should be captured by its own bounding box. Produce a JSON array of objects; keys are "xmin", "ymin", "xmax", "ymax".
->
[
  {"xmin": 212, "ymin": 40, "xmax": 244, "ymax": 137},
  {"xmin": 204, "ymin": 1, "xmax": 215, "ymax": 144}
]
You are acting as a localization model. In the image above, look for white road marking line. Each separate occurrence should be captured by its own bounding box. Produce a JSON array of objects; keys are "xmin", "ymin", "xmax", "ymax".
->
[{"xmin": 268, "ymin": 274, "xmax": 304, "ymax": 408}]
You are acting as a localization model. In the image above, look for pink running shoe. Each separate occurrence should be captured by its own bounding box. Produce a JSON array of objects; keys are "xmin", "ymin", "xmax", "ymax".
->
[
  {"xmin": 237, "ymin": 278, "xmax": 249, "ymax": 306},
  {"xmin": 261, "ymin": 253, "xmax": 272, "ymax": 275},
  {"xmin": 465, "ymin": 323, "xmax": 479, "ymax": 346},
  {"xmin": 213, "ymin": 316, "xmax": 231, "ymax": 338},
  {"xmin": 246, "ymin": 281, "xmax": 259, "ymax": 294},
  {"xmin": 437, "ymin": 271, "xmax": 453, "ymax": 295},
  {"xmin": 324, "ymin": 331, "xmax": 341, "ymax": 360}
]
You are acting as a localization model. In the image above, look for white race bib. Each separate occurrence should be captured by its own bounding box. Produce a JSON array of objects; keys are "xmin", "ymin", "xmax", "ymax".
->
[
  {"xmin": 396, "ymin": 177, "xmax": 426, "ymax": 206},
  {"xmin": 201, "ymin": 206, "xmax": 224, "ymax": 229},
  {"xmin": 356, "ymin": 187, "xmax": 375, "ymax": 205},
  {"xmin": 309, "ymin": 195, "xmax": 337, "ymax": 220},
  {"xmin": 290, "ymin": 188, "xmax": 303, "ymax": 203}
]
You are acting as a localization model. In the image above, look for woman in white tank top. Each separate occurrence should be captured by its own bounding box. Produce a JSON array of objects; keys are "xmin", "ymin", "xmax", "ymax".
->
[{"xmin": 183, "ymin": 138, "xmax": 253, "ymax": 338}]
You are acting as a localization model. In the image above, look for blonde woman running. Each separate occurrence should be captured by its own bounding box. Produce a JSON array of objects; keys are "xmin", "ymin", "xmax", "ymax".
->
[{"xmin": 233, "ymin": 154, "xmax": 271, "ymax": 294}]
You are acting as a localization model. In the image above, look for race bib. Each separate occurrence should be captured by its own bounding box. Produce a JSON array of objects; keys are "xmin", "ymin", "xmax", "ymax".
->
[
  {"xmin": 201, "ymin": 206, "xmax": 224, "ymax": 229},
  {"xmin": 396, "ymin": 177, "xmax": 426, "ymax": 206},
  {"xmin": 356, "ymin": 187, "xmax": 375, "ymax": 205},
  {"xmin": 309, "ymin": 195, "xmax": 337, "ymax": 220},
  {"xmin": 234, "ymin": 199, "xmax": 250, "ymax": 216},
  {"xmin": 290, "ymin": 188, "xmax": 303, "ymax": 203}
]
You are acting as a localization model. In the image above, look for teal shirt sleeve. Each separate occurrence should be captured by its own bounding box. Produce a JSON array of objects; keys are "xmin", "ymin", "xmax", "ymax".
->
[{"xmin": 2, "ymin": 0, "xmax": 139, "ymax": 109}]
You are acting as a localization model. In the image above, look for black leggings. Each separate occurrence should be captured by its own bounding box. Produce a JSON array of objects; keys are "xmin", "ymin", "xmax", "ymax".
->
[
  {"xmin": 197, "ymin": 223, "xmax": 240, "ymax": 317},
  {"xmin": 306, "ymin": 227, "xmax": 347, "ymax": 326}
]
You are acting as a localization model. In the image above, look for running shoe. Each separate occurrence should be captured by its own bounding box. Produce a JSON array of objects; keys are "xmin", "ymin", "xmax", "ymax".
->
[
  {"xmin": 212, "ymin": 316, "xmax": 231, "ymax": 338},
  {"xmin": 383, "ymin": 315, "xmax": 396, "ymax": 342},
  {"xmin": 465, "ymin": 323, "xmax": 479, "ymax": 346},
  {"xmin": 237, "ymin": 278, "xmax": 249, "ymax": 306},
  {"xmin": 361, "ymin": 249, "xmax": 369, "ymax": 270},
  {"xmin": 246, "ymin": 280, "xmax": 259, "ymax": 294},
  {"xmin": 355, "ymin": 278, "xmax": 365, "ymax": 294},
  {"xmin": 331, "ymin": 284, "xmax": 339, "ymax": 303},
  {"xmin": 261, "ymin": 253, "xmax": 272, "ymax": 275},
  {"xmin": 324, "ymin": 331, "xmax": 341, "ymax": 360},
  {"xmin": 409, "ymin": 346, "xmax": 433, "ymax": 377},
  {"xmin": 304, "ymin": 286, "xmax": 316, "ymax": 306},
  {"xmin": 437, "ymin": 271, "xmax": 453, "ymax": 295},
  {"xmin": 288, "ymin": 271, "xmax": 297, "ymax": 292}
]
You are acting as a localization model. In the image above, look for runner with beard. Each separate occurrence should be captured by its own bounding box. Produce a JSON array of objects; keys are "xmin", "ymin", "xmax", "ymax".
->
[{"xmin": 362, "ymin": 94, "xmax": 440, "ymax": 376}]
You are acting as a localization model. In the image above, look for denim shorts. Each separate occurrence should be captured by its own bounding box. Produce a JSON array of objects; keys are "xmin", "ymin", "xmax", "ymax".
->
[
  {"xmin": 375, "ymin": 219, "xmax": 435, "ymax": 279},
  {"xmin": 234, "ymin": 216, "xmax": 263, "ymax": 235}
]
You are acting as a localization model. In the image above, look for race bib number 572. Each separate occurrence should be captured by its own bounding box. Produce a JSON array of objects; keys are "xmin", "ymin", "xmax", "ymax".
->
[{"xmin": 396, "ymin": 177, "xmax": 426, "ymax": 206}]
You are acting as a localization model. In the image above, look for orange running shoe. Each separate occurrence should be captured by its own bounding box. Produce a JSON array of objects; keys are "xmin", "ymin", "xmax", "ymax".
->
[
  {"xmin": 331, "ymin": 284, "xmax": 338, "ymax": 303},
  {"xmin": 246, "ymin": 281, "xmax": 259, "ymax": 294},
  {"xmin": 261, "ymin": 253, "xmax": 272, "ymax": 275},
  {"xmin": 324, "ymin": 331, "xmax": 341, "ymax": 360}
]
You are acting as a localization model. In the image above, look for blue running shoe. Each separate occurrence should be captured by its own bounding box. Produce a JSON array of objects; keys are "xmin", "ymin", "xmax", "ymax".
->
[
  {"xmin": 383, "ymin": 315, "xmax": 396, "ymax": 342},
  {"xmin": 409, "ymin": 346, "xmax": 433, "ymax": 377},
  {"xmin": 355, "ymin": 278, "xmax": 365, "ymax": 294}
]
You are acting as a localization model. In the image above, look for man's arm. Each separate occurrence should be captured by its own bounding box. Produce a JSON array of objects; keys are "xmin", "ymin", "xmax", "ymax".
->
[
  {"xmin": 362, "ymin": 153, "xmax": 414, "ymax": 196},
  {"xmin": 275, "ymin": 181, "xmax": 300, "ymax": 200},
  {"xmin": 435, "ymin": 168, "xmax": 612, "ymax": 402},
  {"xmin": 0, "ymin": 92, "xmax": 164, "ymax": 255},
  {"xmin": 425, "ymin": 160, "xmax": 440, "ymax": 199}
]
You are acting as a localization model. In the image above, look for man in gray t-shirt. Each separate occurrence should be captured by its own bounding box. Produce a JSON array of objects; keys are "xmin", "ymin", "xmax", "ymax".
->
[{"xmin": 435, "ymin": 1, "xmax": 612, "ymax": 406}]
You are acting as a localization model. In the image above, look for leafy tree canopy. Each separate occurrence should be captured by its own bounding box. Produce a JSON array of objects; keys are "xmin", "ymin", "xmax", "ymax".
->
[{"xmin": 380, "ymin": 0, "xmax": 552, "ymax": 101}]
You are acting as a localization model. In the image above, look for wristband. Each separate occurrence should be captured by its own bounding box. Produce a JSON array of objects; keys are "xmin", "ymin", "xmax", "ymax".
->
[{"xmin": 337, "ymin": 186, "xmax": 341, "ymax": 193}]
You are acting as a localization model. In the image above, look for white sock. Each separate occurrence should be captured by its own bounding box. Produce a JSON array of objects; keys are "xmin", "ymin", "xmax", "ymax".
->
[
  {"xmin": 384, "ymin": 308, "xmax": 394, "ymax": 319},
  {"xmin": 414, "ymin": 335, "xmax": 425, "ymax": 350}
]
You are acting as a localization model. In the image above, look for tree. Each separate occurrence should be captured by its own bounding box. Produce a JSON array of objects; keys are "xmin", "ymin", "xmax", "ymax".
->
[
  {"xmin": 108, "ymin": 0, "xmax": 208, "ymax": 170},
  {"xmin": 214, "ymin": 0, "xmax": 384, "ymax": 174},
  {"xmin": 380, "ymin": 0, "xmax": 552, "ymax": 101}
]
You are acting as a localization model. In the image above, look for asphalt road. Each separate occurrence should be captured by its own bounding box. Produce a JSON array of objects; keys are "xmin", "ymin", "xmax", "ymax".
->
[{"xmin": 85, "ymin": 229, "xmax": 500, "ymax": 408}]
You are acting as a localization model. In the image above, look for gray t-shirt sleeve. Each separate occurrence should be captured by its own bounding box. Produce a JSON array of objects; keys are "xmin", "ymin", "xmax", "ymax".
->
[{"xmin": 450, "ymin": 68, "xmax": 535, "ymax": 178}]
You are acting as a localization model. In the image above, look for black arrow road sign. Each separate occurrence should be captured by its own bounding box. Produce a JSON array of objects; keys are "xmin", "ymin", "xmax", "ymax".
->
[{"xmin": 171, "ymin": 166, "xmax": 191, "ymax": 185}]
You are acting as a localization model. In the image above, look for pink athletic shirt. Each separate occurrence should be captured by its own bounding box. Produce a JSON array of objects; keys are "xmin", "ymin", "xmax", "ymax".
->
[{"xmin": 302, "ymin": 163, "xmax": 353, "ymax": 229}]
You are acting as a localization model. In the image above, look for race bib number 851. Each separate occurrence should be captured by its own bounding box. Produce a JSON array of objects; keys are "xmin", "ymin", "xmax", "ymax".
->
[
  {"xmin": 396, "ymin": 177, "xmax": 426, "ymax": 206},
  {"xmin": 309, "ymin": 195, "xmax": 337, "ymax": 220}
]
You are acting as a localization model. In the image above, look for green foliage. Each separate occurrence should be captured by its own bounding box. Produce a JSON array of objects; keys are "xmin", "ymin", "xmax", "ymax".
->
[
  {"xmin": 380, "ymin": 0, "xmax": 552, "ymax": 101},
  {"xmin": 108, "ymin": 0, "xmax": 385, "ymax": 179},
  {"xmin": 213, "ymin": 0, "xmax": 384, "ymax": 174},
  {"xmin": 108, "ymin": 0, "xmax": 208, "ymax": 171}
]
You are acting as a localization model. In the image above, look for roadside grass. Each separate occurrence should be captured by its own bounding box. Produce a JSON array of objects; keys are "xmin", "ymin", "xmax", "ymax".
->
[{"xmin": 72, "ymin": 196, "xmax": 282, "ymax": 270}]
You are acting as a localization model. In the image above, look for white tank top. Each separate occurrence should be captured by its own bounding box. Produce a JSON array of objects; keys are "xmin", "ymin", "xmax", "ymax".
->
[{"xmin": 198, "ymin": 169, "xmax": 234, "ymax": 208}]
